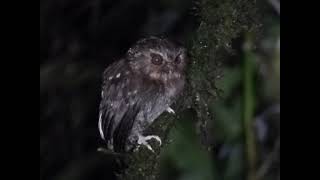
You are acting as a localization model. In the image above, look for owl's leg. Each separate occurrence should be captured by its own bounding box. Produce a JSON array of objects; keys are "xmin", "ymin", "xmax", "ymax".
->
[{"xmin": 166, "ymin": 107, "xmax": 175, "ymax": 114}]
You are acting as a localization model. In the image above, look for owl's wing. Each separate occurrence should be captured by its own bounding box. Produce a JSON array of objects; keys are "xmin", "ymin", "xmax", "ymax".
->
[
  {"xmin": 112, "ymin": 103, "xmax": 140, "ymax": 152},
  {"xmin": 98, "ymin": 60, "xmax": 157, "ymax": 152},
  {"xmin": 99, "ymin": 60, "xmax": 127, "ymax": 143}
]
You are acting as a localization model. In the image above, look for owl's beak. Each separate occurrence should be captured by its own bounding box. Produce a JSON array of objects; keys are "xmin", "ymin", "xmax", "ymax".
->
[{"xmin": 163, "ymin": 64, "xmax": 174, "ymax": 74}]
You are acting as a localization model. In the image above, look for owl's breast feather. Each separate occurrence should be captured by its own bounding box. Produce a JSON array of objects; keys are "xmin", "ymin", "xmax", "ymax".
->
[{"xmin": 164, "ymin": 76, "xmax": 185, "ymax": 98}]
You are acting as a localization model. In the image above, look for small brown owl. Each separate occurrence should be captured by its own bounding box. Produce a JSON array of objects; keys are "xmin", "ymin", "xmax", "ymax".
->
[{"xmin": 98, "ymin": 37, "xmax": 187, "ymax": 153}]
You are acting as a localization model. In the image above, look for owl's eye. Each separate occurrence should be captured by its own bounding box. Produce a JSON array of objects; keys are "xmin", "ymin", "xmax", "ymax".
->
[
  {"xmin": 151, "ymin": 54, "xmax": 163, "ymax": 65},
  {"xmin": 175, "ymin": 54, "xmax": 183, "ymax": 65}
]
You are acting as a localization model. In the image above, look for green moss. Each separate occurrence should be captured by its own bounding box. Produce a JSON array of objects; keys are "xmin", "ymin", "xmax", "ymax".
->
[{"xmin": 186, "ymin": 0, "xmax": 261, "ymax": 147}]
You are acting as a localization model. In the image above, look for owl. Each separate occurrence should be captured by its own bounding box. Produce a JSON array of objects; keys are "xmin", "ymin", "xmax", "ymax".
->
[{"xmin": 98, "ymin": 37, "xmax": 187, "ymax": 153}]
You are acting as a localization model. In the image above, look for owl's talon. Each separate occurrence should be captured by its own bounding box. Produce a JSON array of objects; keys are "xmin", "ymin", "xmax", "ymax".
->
[
  {"xmin": 166, "ymin": 107, "xmax": 175, "ymax": 114},
  {"xmin": 136, "ymin": 142, "xmax": 154, "ymax": 153},
  {"xmin": 136, "ymin": 135, "xmax": 162, "ymax": 153},
  {"xmin": 144, "ymin": 135, "xmax": 162, "ymax": 146},
  {"xmin": 145, "ymin": 144, "xmax": 155, "ymax": 153}
]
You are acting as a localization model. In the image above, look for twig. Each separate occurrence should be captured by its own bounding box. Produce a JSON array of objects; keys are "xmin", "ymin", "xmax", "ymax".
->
[{"xmin": 243, "ymin": 37, "xmax": 257, "ymax": 180}]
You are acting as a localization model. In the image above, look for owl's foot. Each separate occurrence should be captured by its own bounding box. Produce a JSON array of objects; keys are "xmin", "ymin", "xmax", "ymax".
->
[
  {"xmin": 135, "ymin": 135, "xmax": 162, "ymax": 153},
  {"xmin": 143, "ymin": 135, "xmax": 162, "ymax": 146},
  {"xmin": 166, "ymin": 107, "xmax": 175, "ymax": 114}
]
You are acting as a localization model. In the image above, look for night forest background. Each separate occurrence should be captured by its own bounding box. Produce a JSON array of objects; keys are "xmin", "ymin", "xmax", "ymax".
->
[{"xmin": 40, "ymin": 0, "xmax": 280, "ymax": 180}]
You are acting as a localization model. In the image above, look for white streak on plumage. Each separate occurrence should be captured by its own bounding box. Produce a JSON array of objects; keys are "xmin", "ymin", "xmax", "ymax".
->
[{"xmin": 98, "ymin": 113, "xmax": 105, "ymax": 140}]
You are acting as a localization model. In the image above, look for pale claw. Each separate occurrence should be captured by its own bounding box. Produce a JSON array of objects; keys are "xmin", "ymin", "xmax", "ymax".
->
[
  {"xmin": 137, "ymin": 137, "xmax": 154, "ymax": 153},
  {"xmin": 166, "ymin": 107, "xmax": 175, "ymax": 114},
  {"xmin": 136, "ymin": 135, "xmax": 162, "ymax": 153}
]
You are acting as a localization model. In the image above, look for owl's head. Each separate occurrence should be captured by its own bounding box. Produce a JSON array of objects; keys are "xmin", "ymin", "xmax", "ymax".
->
[{"xmin": 127, "ymin": 37, "xmax": 188, "ymax": 83}]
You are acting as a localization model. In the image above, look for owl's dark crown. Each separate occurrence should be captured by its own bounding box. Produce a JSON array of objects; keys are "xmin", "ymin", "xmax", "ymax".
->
[{"xmin": 127, "ymin": 37, "xmax": 184, "ymax": 59}]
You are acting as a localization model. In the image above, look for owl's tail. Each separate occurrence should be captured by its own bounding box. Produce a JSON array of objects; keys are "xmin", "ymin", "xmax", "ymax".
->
[
  {"xmin": 113, "ymin": 104, "xmax": 140, "ymax": 153},
  {"xmin": 98, "ymin": 109, "xmax": 115, "ymax": 146}
]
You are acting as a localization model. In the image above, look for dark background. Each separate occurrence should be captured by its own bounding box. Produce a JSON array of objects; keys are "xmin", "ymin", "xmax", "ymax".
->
[{"xmin": 40, "ymin": 0, "xmax": 280, "ymax": 180}]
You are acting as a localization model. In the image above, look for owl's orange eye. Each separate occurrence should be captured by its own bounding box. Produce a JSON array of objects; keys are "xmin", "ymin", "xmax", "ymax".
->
[{"xmin": 151, "ymin": 54, "xmax": 163, "ymax": 65}]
